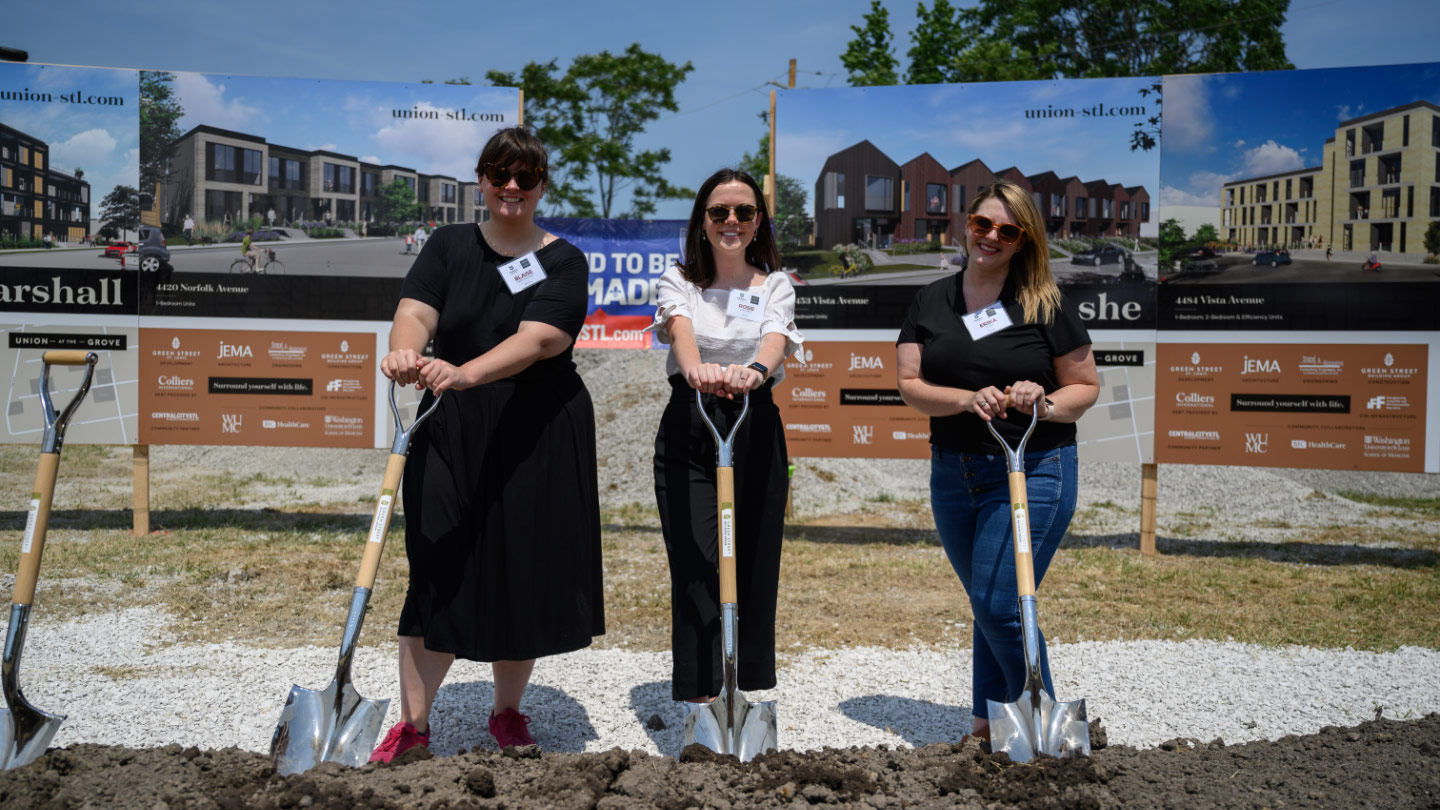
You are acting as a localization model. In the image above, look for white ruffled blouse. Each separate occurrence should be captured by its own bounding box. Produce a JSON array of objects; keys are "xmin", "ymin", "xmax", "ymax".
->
[{"xmin": 648, "ymin": 265, "xmax": 805, "ymax": 384}]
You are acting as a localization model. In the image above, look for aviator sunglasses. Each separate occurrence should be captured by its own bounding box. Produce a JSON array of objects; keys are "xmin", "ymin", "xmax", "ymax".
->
[
  {"xmin": 481, "ymin": 163, "xmax": 547, "ymax": 191},
  {"xmin": 705, "ymin": 203, "xmax": 761, "ymax": 224},
  {"xmin": 967, "ymin": 214, "xmax": 1025, "ymax": 245}
]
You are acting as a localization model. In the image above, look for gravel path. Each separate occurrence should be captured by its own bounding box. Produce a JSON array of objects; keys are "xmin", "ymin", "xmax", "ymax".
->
[{"xmin": 14, "ymin": 606, "xmax": 1440, "ymax": 757}]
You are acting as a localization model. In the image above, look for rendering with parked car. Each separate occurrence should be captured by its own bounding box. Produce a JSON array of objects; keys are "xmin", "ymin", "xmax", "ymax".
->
[
  {"xmin": 101, "ymin": 226, "xmax": 171, "ymax": 272},
  {"xmin": 1252, "ymin": 249, "xmax": 1292, "ymax": 267},
  {"xmin": 1071, "ymin": 242, "xmax": 1128, "ymax": 266}
]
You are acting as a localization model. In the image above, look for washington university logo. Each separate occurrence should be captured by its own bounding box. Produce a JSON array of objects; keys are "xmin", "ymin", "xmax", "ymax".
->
[
  {"xmin": 1245, "ymin": 433, "xmax": 1269, "ymax": 454},
  {"xmin": 852, "ymin": 425, "xmax": 874, "ymax": 445}
]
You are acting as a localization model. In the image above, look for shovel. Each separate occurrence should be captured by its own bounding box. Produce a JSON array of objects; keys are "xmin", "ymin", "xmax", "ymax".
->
[
  {"xmin": 983, "ymin": 401, "xmax": 1089, "ymax": 762},
  {"xmin": 2, "ymin": 350, "xmax": 98, "ymax": 770},
  {"xmin": 270, "ymin": 381, "xmax": 441, "ymax": 775},
  {"xmin": 682, "ymin": 389, "xmax": 778, "ymax": 762}
]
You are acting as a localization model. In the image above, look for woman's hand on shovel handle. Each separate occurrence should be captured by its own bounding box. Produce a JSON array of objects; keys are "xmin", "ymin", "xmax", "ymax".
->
[
  {"xmin": 1005, "ymin": 380, "xmax": 1047, "ymax": 418},
  {"xmin": 380, "ymin": 348, "xmax": 426, "ymax": 387},
  {"xmin": 685, "ymin": 362, "xmax": 729, "ymax": 397},
  {"xmin": 968, "ymin": 385, "xmax": 1008, "ymax": 421}
]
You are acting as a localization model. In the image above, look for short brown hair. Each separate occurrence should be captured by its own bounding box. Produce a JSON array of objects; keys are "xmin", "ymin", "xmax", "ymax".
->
[{"xmin": 474, "ymin": 127, "xmax": 548, "ymax": 176}]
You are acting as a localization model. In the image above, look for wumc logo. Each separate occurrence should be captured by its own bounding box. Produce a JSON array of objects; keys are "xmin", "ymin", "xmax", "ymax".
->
[{"xmin": 1245, "ymin": 433, "xmax": 1269, "ymax": 454}]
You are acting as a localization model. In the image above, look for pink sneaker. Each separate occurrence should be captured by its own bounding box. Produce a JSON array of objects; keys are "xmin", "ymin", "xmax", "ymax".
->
[
  {"xmin": 368, "ymin": 721, "xmax": 430, "ymax": 763},
  {"xmin": 489, "ymin": 708, "xmax": 536, "ymax": 749}
]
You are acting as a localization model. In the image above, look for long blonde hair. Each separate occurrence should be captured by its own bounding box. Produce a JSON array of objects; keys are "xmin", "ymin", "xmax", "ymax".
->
[{"xmin": 968, "ymin": 181, "xmax": 1061, "ymax": 325}]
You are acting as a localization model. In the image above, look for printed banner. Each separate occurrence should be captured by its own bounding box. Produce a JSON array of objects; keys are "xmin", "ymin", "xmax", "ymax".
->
[
  {"xmin": 776, "ymin": 341, "xmax": 929, "ymax": 459},
  {"xmin": 1155, "ymin": 343, "xmax": 1426, "ymax": 471},
  {"xmin": 536, "ymin": 217, "xmax": 686, "ymax": 349}
]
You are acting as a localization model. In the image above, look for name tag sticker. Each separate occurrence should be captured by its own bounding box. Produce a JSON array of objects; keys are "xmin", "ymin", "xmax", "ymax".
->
[
  {"xmin": 1013, "ymin": 505, "xmax": 1031, "ymax": 553},
  {"xmin": 368, "ymin": 492, "xmax": 393, "ymax": 544},
  {"xmin": 497, "ymin": 251, "xmax": 546, "ymax": 294},
  {"xmin": 963, "ymin": 301, "xmax": 1013, "ymax": 341},
  {"xmin": 726, "ymin": 288, "xmax": 767, "ymax": 323}
]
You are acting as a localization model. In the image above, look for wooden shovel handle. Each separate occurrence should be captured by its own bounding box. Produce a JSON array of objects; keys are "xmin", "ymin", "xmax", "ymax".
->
[
  {"xmin": 355, "ymin": 454, "xmax": 406, "ymax": 590},
  {"xmin": 717, "ymin": 466, "xmax": 737, "ymax": 604},
  {"xmin": 1008, "ymin": 470, "xmax": 1036, "ymax": 598},
  {"xmin": 14, "ymin": 453, "xmax": 60, "ymax": 605},
  {"xmin": 41, "ymin": 350, "xmax": 93, "ymax": 366}
]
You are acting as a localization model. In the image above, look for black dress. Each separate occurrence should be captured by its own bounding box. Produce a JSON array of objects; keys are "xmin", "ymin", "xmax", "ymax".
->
[{"xmin": 396, "ymin": 224, "xmax": 604, "ymax": 662}]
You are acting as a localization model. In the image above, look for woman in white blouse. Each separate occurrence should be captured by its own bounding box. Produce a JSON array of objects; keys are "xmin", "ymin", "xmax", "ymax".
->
[{"xmin": 651, "ymin": 168, "xmax": 803, "ymax": 705}]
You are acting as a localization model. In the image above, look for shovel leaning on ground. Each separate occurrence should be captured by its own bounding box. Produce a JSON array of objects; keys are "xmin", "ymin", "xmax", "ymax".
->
[
  {"xmin": 983, "ymin": 401, "xmax": 1090, "ymax": 762},
  {"xmin": 270, "ymin": 382, "xmax": 441, "ymax": 775},
  {"xmin": 1, "ymin": 350, "xmax": 98, "ymax": 770},
  {"xmin": 682, "ymin": 389, "xmax": 778, "ymax": 762}
]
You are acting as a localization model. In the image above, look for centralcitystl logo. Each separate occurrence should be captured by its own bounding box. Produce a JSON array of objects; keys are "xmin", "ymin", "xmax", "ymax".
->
[
  {"xmin": 216, "ymin": 341, "xmax": 253, "ymax": 360},
  {"xmin": 1367, "ymin": 395, "xmax": 1411, "ymax": 411},
  {"xmin": 1168, "ymin": 351, "xmax": 1222, "ymax": 377},
  {"xmin": 321, "ymin": 339, "xmax": 369, "ymax": 365},
  {"xmin": 1241, "ymin": 355, "xmax": 1280, "ymax": 375},
  {"xmin": 149, "ymin": 411, "xmax": 199, "ymax": 422},
  {"xmin": 848, "ymin": 354, "xmax": 884, "ymax": 372},
  {"xmin": 852, "ymin": 424, "xmax": 874, "ymax": 445},
  {"xmin": 268, "ymin": 341, "xmax": 307, "ymax": 362},
  {"xmin": 1245, "ymin": 433, "xmax": 1269, "ymax": 454},
  {"xmin": 1167, "ymin": 429, "xmax": 1220, "ymax": 441},
  {"xmin": 325, "ymin": 378, "xmax": 363, "ymax": 393},
  {"xmin": 151, "ymin": 336, "xmax": 201, "ymax": 362},
  {"xmin": 785, "ymin": 423, "xmax": 831, "ymax": 433},
  {"xmin": 221, "ymin": 413, "xmax": 243, "ymax": 434}
]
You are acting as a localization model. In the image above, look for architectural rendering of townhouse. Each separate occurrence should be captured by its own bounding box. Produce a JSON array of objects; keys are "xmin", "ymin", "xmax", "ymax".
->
[
  {"xmin": 814, "ymin": 140, "xmax": 1149, "ymax": 249},
  {"xmin": 1220, "ymin": 101, "xmax": 1439, "ymax": 256},
  {"xmin": 158, "ymin": 124, "xmax": 486, "ymax": 230},
  {"xmin": 1, "ymin": 122, "xmax": 91, "ymax": 244}
]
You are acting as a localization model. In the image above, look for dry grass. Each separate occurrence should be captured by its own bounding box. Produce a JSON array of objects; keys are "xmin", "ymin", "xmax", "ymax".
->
[{"xmin": 2, "ymin": 452, "xmax": 1436, "ymax": 654}]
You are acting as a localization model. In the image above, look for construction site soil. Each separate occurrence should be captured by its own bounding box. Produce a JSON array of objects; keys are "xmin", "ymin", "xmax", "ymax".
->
[{"xmin": 0, "ymin": 714, "xmax": 1435, "ymax": 809}]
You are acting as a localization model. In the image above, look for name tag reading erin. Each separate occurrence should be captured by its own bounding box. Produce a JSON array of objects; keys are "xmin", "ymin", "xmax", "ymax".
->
[
  {"xmin": 496, "ymin": 252, "xmax": 546, "ymax": 294},
  {"xmin": 963, "ymin": 301, "xmax": 1013, "ymax": 341},
  {"xmin": 726, "ymin": 288, "xmax": 768, "ymax": 323}
]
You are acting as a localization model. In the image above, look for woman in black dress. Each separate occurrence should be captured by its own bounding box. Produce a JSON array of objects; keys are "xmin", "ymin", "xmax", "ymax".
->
[{"xmin": 371, "ymin": 127, "xmax": 603, "ymax": 760}]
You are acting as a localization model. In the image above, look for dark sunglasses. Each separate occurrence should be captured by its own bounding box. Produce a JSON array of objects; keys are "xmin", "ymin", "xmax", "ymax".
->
[
  {"xmin": 967, "ymin": 214, "xmax": 1024, "ymax": 245},
  {"xmin": 705, "ymin": 203, "xmax": 760, "ymax": 224},
  {"xmin": 481, "ymin": 163, "xmax": 546, "ymax": 191}
]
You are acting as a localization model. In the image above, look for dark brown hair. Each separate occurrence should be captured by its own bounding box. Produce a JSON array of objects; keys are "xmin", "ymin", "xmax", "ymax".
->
[
  {"xmin": 678, "ymin": 168, "xmax": 779, "ymax": 289},
  {"xmin": 474, "ymin": 126, "xmax": 548, "ymax": 176}
]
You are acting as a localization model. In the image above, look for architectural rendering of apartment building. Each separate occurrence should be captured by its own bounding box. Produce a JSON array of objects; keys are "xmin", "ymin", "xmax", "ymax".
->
[
  {"xmin": 160, "ymin": 125, "xmax": 484, "ymax": 228},
  {"xmin": 1, "ymin": 123, "xmax": 92, "ymax": 243},
  {"xmin": 814, "ymin": 140, "xmax": 1148, "ymax": 249},
  {"xmin": 1221, "ymin": 100, "xmax": 1439, "ymax": 256}
]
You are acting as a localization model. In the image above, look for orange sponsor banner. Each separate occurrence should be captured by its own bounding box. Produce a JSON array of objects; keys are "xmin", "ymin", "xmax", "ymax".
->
[
  {"xmin": 775, "ymin": 341, "xmax": 931, "ymax": 459},
  {"xmin": 1155, "ymin": 343, "xmax": 1425, "ymax": 472},
  {"xmin": 139, "ymin": 328, "xmax": 375, "ymax": 448}
]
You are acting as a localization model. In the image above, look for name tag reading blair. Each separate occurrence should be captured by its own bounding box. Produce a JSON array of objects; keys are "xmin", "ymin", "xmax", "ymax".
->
[
  {"xmin": 497, "ymin": 252, "xmax": 546, "ymax": 294},
  {"xmin": 726, "ymin": 288, "xmax": 768, "ymax": 323},
  {"xmin": 963, "ymin": 301, "xmax": 1013, "ymax": 340}
]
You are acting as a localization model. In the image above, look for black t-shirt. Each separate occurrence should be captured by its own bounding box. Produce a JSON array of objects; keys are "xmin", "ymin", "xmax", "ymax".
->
[
  {"xmin": 399, "ymin": 223, "xmax": 588, "ymax": 381},
  {"xmin": 897, "ymin": 269, "xmax": 1090, "ymax": 455}
]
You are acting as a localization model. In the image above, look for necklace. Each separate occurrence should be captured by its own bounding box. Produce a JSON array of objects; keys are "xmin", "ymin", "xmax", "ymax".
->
[{"xmin": 480, "ymin": 222, "xmax": 544, "ymax": 257}]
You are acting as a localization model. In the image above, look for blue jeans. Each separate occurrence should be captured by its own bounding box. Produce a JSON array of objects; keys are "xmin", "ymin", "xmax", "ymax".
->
[{"xmin": 930, "ymin": 443, "xmax": 1078, "ymax": 719}]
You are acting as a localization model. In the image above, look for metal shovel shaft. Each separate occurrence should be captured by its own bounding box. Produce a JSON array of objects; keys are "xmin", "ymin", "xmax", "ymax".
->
[
  {"xmin": 2, "ymin": 351, "xmax": 97, "ymax": 770},
  {"xmin": 271, "ymin": 385, "xmax": 440, "ymax": 775}
]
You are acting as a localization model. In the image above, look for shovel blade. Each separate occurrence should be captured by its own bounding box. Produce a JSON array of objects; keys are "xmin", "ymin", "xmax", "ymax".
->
[
  {"xmin": 987, "ymin": 690, "xmax": 1090, "ymax": 762},
  {"xmin": 682, "ymin": 690, "xmax": 778, "ymax": 762},
  {"xmin": 271, "ymin": 679, "xmax": 389, "ymax": 775},
  {"xmin": 0, "ymin": 701, "xmax": 63, "ymax": 770}
]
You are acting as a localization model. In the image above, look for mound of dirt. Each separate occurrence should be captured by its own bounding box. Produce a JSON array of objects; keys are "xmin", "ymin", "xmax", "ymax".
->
[{"xmin": 1, "ymin": 715, "xmax": 1436, "ymax": 809}]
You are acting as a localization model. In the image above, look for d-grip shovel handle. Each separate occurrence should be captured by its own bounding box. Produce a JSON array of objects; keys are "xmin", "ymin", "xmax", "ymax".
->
[
  {"xmin": 13, "ymin": 352, "xmax": 98, "ymax": 606},
  {"xmin": 353, "ymin": 382, "xmax": 442, "ymax": 590},
  {"xmin": 984, "ymin": 402, "xmax": 1040, "ymax": 600},
  {"xmin": 695, "ymin": 390, "xmax": 750, "ymax": 605}
]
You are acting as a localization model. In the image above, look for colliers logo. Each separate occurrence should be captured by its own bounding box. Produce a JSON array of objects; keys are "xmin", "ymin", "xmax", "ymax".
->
[
  {"xmin": 321, "ymin": 339, "xmax": 369, "ymax": 365},
  {"xmin": 1361, "ymin": 352, "xmax": 1418, "ymax": 380},
  {"xmin": 790, "ymin": 387, "xmax": 827, "ymax": 402},
  {"xmin": 1175, "ymin": 392, "xmax": 1216, "ymax": 408},
  {"xmin": 157, "ymin": 375, "xmax": 195, "ymax": 391},
  {"xmin": 1168, "ymin": 351, "xmax": 1222, "ymax": 376},
  {"xmin": 150, "ymin": 336, "xmax": 202, "ymax": 362}
]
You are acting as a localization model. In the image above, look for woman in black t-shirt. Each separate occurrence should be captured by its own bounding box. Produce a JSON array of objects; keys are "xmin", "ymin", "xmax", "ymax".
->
[
  {"xmin": 896, "ymin": 180, "xmax": 1098, "ymax": 746},
  {"xmin": 370, "ymin": 127, "xmax": 604, "ymax": 760}
]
